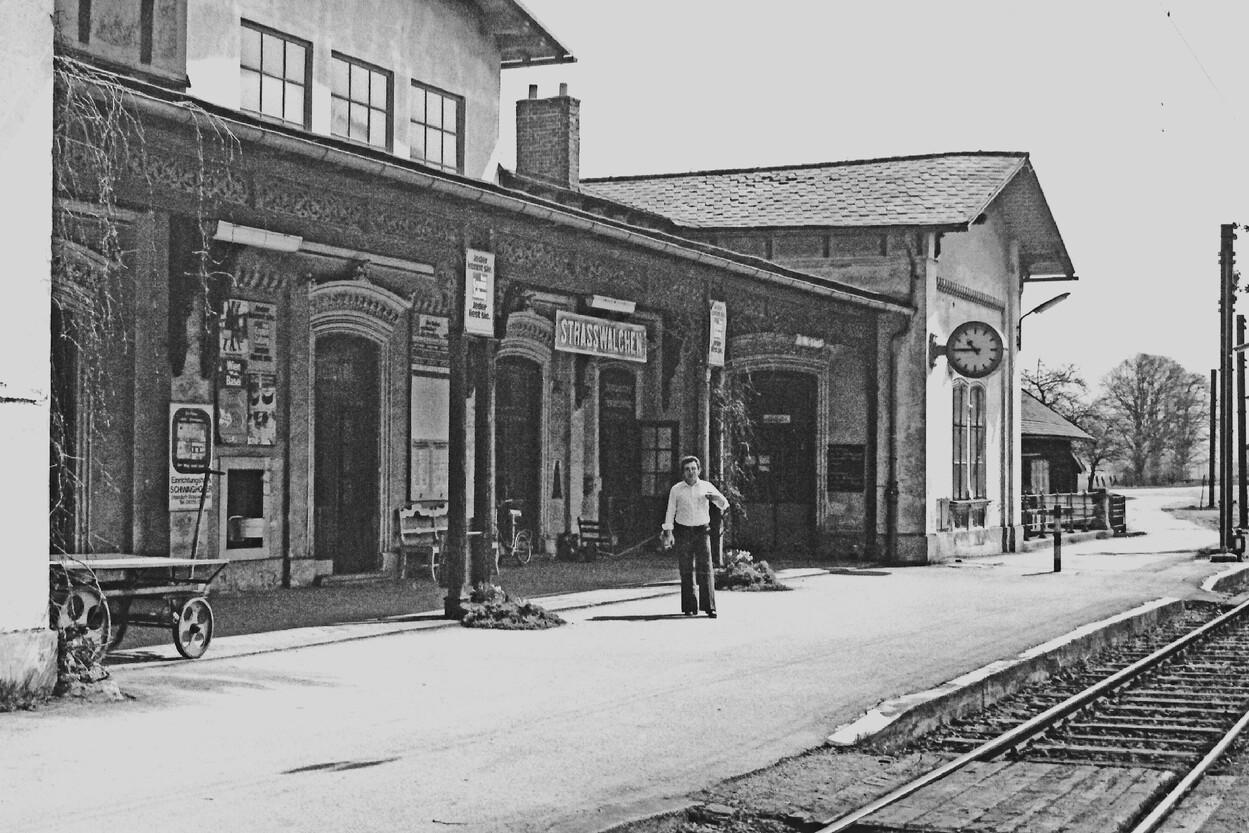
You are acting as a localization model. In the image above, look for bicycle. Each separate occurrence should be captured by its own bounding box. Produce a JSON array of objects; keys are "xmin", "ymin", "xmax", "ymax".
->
[{"xmin": 496, "ymin": 500, "xmax": 533, "ymax": 569}]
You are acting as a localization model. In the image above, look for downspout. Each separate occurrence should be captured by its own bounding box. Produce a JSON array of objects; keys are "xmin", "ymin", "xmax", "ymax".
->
[{"xmin": 886, "ymin": 235, "xmax": 927, "ymax": 563}]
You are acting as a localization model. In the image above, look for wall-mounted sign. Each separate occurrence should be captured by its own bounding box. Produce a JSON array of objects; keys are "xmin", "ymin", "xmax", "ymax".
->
[
  {"xmin": 411, "ymin": 314, "xmax": 450, "ymax": 374},
  {"xmin": 761, "ymin": 414, "xmax": 792, "ymax": 424},
  {"xmin": 464, "ymin": 249, "xmax": 495, "ymax": 336},
  {"xmin": 708, "ymin": 300, "xmax": 727, "ymax": 367},
  {"xmin": 169, "ymin": 403, "xmax": 214, "ymax": 511},
  {"xmin": 554, "ymin": 310, "xmax": 647, "ymax": 363},
  {"xmin": 827, "ymin": 443, "xmax": 867, "ymax": 492},
  {"xmin": 589, "ymin": 295, "xmax": 637, "ymax": 314},
  {"xmin": 247, "ymin": 302, "xmax": 277, "ymax": 372}
]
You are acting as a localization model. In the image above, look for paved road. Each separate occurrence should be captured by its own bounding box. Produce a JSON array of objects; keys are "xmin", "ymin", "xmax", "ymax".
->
[{"xmin": 0, "ymin": 487, "xmax": 1231, "ymax": 833}]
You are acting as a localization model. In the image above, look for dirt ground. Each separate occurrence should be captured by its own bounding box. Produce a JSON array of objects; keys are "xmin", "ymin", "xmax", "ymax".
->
[{"xmin": 608, "ymin": 748, "xmax": 955, "ymax": 832}]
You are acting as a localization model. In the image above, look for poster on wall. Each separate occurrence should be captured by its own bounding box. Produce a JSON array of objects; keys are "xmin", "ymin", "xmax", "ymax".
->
[
  {"xmin": 411, "ymin": 314, "xmax": 450, "ymax": 374},
  {"xmin": 219, "ymin": 299, "xmax": 249, "ymax": 358},
  {"xmin": 708, "ymin": 300, "xmax": 727, "ymax": 367},
  {"xmin": 247, "ymin": 372, "xmax": 277, "ymax": 446},
  {"xmin": 247, "ymin": 302, "xmax": 277, "ymax": 373},
  {"xmin": 169, "ymin": 403, "xmax": 214, "ymax": 511},
  {"xmin": 464, "ymin": 249, "xmax": 495, "ymax": 336}
]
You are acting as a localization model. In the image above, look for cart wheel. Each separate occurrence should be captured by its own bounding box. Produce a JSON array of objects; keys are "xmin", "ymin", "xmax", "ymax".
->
[
  {"xmin": 513, "ymin": 531, "xmax": 533, "ymax": 565},
  {"xmin": 173, "ymin": 597, "xmax": 214, "ymax": 659},
  {"xmin": 56, "ymin": 586, "xmax": 112, "ymax": 664},
  {"xmin": 106, "ymin": 597, "xmax": 130, "ymax": 651}
]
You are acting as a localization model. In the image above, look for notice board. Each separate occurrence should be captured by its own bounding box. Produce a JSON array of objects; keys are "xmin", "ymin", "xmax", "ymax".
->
[{"xmin": 827, "ymin": 443, "xmax": 866, "ymax": 492}]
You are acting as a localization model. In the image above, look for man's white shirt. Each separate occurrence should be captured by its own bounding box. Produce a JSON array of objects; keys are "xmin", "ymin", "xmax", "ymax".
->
[{"xmin": 663, "ymin": 479, "xmax": 730, "ymax": 530}]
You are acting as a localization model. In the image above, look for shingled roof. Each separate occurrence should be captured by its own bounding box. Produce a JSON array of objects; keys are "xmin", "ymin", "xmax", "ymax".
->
[
  {"xmin": 1021, "ymin": 391, "xmax": 1092, "ymax": 441},
  {"xmin": 581, "ymin": 152, "xmax": 1075, "ymax": 279},
  {"xmin": 582, "ymin": 152, "xmax": 1029, "ymax": 228}
]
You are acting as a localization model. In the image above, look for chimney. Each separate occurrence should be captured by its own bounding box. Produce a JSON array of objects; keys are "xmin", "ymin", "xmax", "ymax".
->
[{"xmin": 516, "ymin": 83, "xmax": 580, "ymax": 190}]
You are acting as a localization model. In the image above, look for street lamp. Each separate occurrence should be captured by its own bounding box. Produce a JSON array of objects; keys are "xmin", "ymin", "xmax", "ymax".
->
[{"xmin": 1017, "ymin": 292, "xmax": 1070, "ymax": 348}]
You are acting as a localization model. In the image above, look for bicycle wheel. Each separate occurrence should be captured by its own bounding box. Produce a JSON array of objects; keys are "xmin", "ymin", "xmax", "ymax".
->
[{"xmin": 513, "ymin": 530, "xmax": 533, "ymax": 565}]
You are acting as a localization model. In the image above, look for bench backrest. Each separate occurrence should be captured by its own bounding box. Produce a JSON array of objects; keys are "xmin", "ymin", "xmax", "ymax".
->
[
  {"xmin": 577, "ymin": 517, "xmax": 610, "ymax": 543},
  {"xmin": 397, "ymin": 503, "xmax": 449, "ymax": 548}
]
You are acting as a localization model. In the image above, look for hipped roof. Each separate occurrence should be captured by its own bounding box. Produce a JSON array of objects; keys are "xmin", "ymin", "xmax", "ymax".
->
[{"xmin": 583, "ymin": 152, "xmax": 1075, "ymax": 280}]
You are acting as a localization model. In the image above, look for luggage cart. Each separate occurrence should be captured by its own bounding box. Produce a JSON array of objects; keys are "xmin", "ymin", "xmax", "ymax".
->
[{"xmin": 49, "ymin": 554, "xmax": 230, "ymax": 660}]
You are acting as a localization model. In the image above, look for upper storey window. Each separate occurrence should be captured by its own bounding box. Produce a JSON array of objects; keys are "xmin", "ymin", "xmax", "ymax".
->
[
  {"xmin": 240, "ymin": 22, "xmax": 310, "ymax": 128},
  {"xmin": 410, "ymin": 81, "xmax": 464, "ymax": 174},
  {"xmin": 331, "ymin": 54, "xmax": 392, "ymax": 150}
]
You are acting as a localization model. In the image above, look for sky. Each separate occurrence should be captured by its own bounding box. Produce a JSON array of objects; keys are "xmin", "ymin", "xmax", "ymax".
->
[{"xmin": 499, "ymin": 0, "xmax": 1249, "ymax": 388}]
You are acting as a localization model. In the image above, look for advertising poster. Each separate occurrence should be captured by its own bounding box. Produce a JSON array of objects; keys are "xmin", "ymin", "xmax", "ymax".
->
[
  {"xmin": 708, "ymin": 300, "xmax": 727, "ymax": 367},
  {"xmin": 247, "ymin": 302, "xmax": 277, "ymax": 372},
  {"xmin": 219, "ymin": 298, "xmax": 249, "ymax": 358},
  {"xmin": 169, "ymin": 403, "xmax": 214, "ymax": 511},
  {"xmin": 247, "ymin": 372, "xmax": 277, "ymax": 446},
  {"xmin": 464, "ymin": 249, "xmax": 495, "ymax": 336},
  {"xmin": 217, "ymin": 387, "xmax": 249, "ymax": 445}
]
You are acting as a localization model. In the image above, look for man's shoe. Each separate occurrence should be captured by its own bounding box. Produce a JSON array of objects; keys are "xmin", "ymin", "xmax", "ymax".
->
[{"xmin": 706, "ymin": 611, "xmax": 717, "ymax": 618}]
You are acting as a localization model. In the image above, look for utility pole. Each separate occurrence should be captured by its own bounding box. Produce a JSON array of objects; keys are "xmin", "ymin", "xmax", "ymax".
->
[
  {"xmin": 1218, "ymin": 224, "xmax": 1237, "ymax": 557},
  {"xmin": 1238, "ymin": 315, "xmax": 1247, "ymax": 532},
  {"xmin": 1209, "ymin": 370, "xmax": 1218, "ymax": 509}
]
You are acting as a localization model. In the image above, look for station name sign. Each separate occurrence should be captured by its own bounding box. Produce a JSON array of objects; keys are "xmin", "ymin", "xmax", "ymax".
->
[{"xmin": 554, "ymin": 310, "xmax": 648, "ymax": 363}]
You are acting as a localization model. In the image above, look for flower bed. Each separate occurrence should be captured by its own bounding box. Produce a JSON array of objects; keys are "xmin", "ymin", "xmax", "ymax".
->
[
  {"xmin": 715, "ymin": 550, "xmax": 791, "ymax": 592},
  {"xmin": 460, "ymin": 582, "xmax": 567, "ymax": 630}
]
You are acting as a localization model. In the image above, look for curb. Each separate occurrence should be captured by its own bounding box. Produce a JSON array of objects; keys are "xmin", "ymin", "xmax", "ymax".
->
[
  {"xmin": 109, "ymin": 568, "xmax": 829, "ymax": 668},
  {"xmin": 825, "ymin": 595, "xmax": 1188, "ymax": 751}
]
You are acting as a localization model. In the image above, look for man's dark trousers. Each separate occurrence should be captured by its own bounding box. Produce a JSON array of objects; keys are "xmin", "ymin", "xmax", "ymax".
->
[{"xmin": 674, "ymin": 523, "xmax": 715, "ymax": 615}]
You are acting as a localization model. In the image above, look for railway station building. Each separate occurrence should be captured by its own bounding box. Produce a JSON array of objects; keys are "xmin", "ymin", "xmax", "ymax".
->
[{"xmin": 46, "ymin": 0, "xmax": 918, "ymax": 603}]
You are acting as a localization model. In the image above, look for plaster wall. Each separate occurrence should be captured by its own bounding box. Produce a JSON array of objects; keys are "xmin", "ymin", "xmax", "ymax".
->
[
  {"xmin": 924, "ymin": 214, "xmax": 1022, "ymax": 557},
  {"xmin": 0, "ymin": 0, "xmax": 56, "ymax": 703},
  {"xmin": 186, "ymin": 0, "xmax": 503, "ymax": 178},
  {"xmin": 54, "ymin": 0, "xmax": 188, "ymax": 83}
]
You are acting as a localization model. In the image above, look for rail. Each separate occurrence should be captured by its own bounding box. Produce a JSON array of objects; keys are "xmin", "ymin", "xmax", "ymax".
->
[{"xmin": 816, "ymin": 595, "xmax": 1249, "ymax": 833}]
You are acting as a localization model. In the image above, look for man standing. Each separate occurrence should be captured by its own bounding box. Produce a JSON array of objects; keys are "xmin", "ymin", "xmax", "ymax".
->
[{"xmin": 661, "ymin": 456, "xmax": 729, "ymax": 618}]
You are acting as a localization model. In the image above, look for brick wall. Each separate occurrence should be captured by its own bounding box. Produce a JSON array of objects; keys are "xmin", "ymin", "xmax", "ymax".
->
[{"xmin": 516, "ymin": 92, "xmax": 580, "ymax": 189}]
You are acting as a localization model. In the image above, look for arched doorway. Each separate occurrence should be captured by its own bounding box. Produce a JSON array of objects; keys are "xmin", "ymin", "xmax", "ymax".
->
[
  {"xmin": 496, "ymin": 356, "xmax": 542, "ymax": 534},
  {"xmin": 738, "ymin": 370, "xmax": 818, "ymax": 554},
  {"xmin": 314, "ymin": 334, "xmax": 380, "ymax": 573}
]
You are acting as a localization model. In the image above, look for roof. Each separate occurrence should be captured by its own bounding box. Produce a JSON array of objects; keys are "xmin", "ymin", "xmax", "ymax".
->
[
  {"xmin": 583, "ymin": 152, "xmax": 1075, "ymax": 279},
  {"xmin": 475, "ymin": 0, "xmax": 576, "ymax": 68},
  {"xmin": 1020, "ymin": 391, "xmax": 1092, "ymax": 441}
]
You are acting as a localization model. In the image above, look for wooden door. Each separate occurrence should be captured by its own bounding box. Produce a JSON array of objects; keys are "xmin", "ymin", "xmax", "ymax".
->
[
  {"xmin": 599, "ymin": 367, "xmax": 644, "ymax": 547},
  {"xmin": 314, "ymin": 334, "xmax": 380, "ymax": 573},
  {"xmin": 496, "ymin": 357, "xmax": 542, "ymax": 531},
  {"xmin": 739, "ymin": 371, "xmax": 817, "ymax": 554}
]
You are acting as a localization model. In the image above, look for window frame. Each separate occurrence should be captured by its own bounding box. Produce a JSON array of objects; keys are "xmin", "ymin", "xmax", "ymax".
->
[
  {"xmin": 330, "ymin": 51, "xmax": 394, "ymax": 151},
  {"xmin": 409, "ymin": 80, "xmax": 465, "ymax": 174},
  {"xmin": 239, "ymin": 20, "xmax": 312, "ymax": 129},
  {"xmin": 951, "ymin": 381, "xmax": 987, "ymax": 501},
  {"xmin": 638, "ymin": 421, "xmax": 679, "ymax": 499}
]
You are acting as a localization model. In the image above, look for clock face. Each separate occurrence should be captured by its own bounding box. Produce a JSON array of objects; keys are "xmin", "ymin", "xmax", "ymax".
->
[{"xmin": 945, "ymin": 321, "xmax": 1004, "ymax": 379}]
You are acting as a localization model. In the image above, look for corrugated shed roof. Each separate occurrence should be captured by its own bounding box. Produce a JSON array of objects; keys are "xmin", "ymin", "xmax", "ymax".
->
[
  {"xmin": 581, "ymin": 152, "xmax": 1029, "ymax": 229},
  {"xmin": 1021, "ymin": 391, "xmax": 1092, "ymax": 441}
]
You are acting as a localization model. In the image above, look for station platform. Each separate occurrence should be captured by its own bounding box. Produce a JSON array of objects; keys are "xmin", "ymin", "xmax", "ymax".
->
[{"xmin": 5, "ymin": 487, "xmax": 1248, "ymax": 833}]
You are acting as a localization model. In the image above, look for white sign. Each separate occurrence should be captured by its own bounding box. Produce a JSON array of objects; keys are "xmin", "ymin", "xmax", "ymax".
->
[
  {"xmin": 709, "ymin": 300, "xmax": 727, "ymax": 367},
  {"xmin": 464, "ymin": 249, "xmax": 495, "ymax": 336},
  {"xmin": 554, "ymin": 310, "xmax": 648, "ymax": 363},
  {"xmin": 169, "ymin": 403, "xmax": 214, "ymax": 511},
  {"xmin": 589, "ymin": 295, "xmax": 637, "ymax": 314}
]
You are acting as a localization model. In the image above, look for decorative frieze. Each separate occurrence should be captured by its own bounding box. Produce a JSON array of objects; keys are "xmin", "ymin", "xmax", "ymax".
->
[
  {"xmin": 498, "ymin": 234, "xmax": 574, "ymax": 278},
  {"xmin": 371, "ymin": 205, "xmax": 460, "ymax": 247},
  {"xmin": 256, "ymin": 180, "xmax": 365, "ymax": 231},
  {"xmin": 132, "ymin": 153, "xmax": 250, "ymax": 206}
]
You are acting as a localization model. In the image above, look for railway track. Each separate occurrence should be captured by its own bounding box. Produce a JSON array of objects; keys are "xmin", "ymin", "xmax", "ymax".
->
[{"xmin": 817, "ymin": 596, "xmax": 1249, "ymax": 833}]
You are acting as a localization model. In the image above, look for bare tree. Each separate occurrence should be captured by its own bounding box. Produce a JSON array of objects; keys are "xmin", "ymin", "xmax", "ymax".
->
[
  {"xmin": 1100, "ymin": 354, "xmax": 1206, "ymax": 485},
  {"xmin": 1166, "ymin": 369, "xmax": 1209, "ymax": 481},
  {"xmin": 1023, "ymin": 361, "xmax": 1114, "ymax": 487}
]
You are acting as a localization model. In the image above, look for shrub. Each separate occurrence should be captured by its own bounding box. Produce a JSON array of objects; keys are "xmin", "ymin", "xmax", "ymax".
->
[{"xmin": 460, "ymin": 582, "xmax": 567, "ymax": 630}]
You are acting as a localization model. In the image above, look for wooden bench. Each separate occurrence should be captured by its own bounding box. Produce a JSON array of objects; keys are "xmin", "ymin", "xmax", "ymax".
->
[
  {"xmin": 396, "ymin": 503, "xmax": 449, "ymax": 582},
  {"xmin": 577, "ymin": 517, "xmax": 613, "ymax": 560}
]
